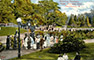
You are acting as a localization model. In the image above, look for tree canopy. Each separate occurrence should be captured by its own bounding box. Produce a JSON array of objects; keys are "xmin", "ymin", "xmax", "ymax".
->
[{"xmin": 0, "ymin": 0, "xmax": 67, "ymax": 26}]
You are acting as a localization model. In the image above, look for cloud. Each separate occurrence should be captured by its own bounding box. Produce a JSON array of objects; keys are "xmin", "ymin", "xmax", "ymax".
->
[
  {"xmin": 31, "ymin": 0, "xmax": 94, "ymax": 16},
  {"xmin": 60, "ymin": 2, "xmax": 94, "ymax": 16}
]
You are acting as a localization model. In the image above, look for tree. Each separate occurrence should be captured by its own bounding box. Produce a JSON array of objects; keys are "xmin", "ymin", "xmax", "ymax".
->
[
  {"xmin": 74, "ymin": 15, "xmax": 77, "ymax": 22},
  {"xmin": 68, "ymin": 14, "xmax": 76, "ymax": 27},
  {"xmin": 92, "ymin": 17, "xmax": 94, "ymax": 26},
  {"xmin": 37, "ymin": 0, "xmax": 67, "ymax": 26},
  {"xmin": 80, "ymin": 15, "xmax": 86, "ymax": 27},
  {"xmin": 0, "ymin": 0, "xmax": 16, "ymax": 23},
  {"xmin": 86, "ymin": 16, "xmax": 91, "ymax": 27},
  {"xmin": 13, "ymin": 0, "xmax": 33, "ymax": 23},
  {"xmin": 0, "ymin": 0, "xmax": 67, "ymax": 26}
]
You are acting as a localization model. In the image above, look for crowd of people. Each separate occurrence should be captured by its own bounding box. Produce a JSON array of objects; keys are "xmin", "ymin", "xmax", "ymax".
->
[
  {"xmin": 6, "ymin": 30, "xmax": 63, "ymax": 51},
  {"xmin": 23, "ymin": 32, "xmax": 63, "ymax": 51}
]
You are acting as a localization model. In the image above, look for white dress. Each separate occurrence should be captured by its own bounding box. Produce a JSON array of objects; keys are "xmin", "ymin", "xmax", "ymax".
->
[
  {"xmin": 63, "ymin": 55, "xmax": 68, "ymax": 60},
  {"xmin": 57, "ymin": 57, "xmax": 64, "ymax": 60},
  {"xmin": 50, "ymin": 36, "xmax": 54, "ymax": 46},
  {"xmin": 43, "ymin": 40, "xmax": 47, "ymax": 48},
  {"xmin": 30, "ymin": 37, "xmax": 34, "ymax": 49}
]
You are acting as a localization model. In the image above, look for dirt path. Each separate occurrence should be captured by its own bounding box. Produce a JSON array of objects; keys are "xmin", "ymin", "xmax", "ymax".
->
[{"xmin": 0, "ymin": 49, "xmax": 40, "ymax": 60}]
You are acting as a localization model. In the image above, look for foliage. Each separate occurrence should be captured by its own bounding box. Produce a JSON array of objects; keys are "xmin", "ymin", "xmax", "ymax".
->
[
  {"xmin": 68, "ymin": 14, "xmax": 92, "ymax": 27},
  {"xmin": 86, "ymin": 17, "xmax": 91, "ymax": 27},
  {"xmin": 92, "ymin": 17, "xmax": 94, "ymax": 26},
  {"xmin": 0, "ymin": 0, "xmax": 16, "ymax": 23},
  {"xmin": 68, "ymin": 14, "xmax": 76, "ymax": 27},
  {"xmin": 0, "ymin": 0, "xmax": 67, "ymax": 26},
  {"xmin": 50, "ymin": 35, "xmax": 85, "ymax": 53}
]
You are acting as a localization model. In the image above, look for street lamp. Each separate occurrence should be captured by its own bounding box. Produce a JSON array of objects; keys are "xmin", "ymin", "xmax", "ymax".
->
[
  {"xmin": 17, "ymin": 17, "xmax": 22, "ymax": 58},
  {"xmin": 28, "ymin": 22, "xmax": 31, "ymax": 28}
]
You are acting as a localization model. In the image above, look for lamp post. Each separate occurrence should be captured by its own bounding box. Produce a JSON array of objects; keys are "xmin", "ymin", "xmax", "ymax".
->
[
  {"xmin": 17, "ymin": 18, "xmax": 22, "ymax": 58},
  {"xmin": 28, "ymin": 22, "xmax": 31, "ymax": 28}
]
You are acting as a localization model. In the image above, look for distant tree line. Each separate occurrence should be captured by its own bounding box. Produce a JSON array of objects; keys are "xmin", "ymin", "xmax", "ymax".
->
[
  {"xmin": 68, "ymin": 7, "xmax": 94, "ymax": 27},
  {"xmin": 0, "ymin": 0, "xmax": 67, "ymax": 26}
]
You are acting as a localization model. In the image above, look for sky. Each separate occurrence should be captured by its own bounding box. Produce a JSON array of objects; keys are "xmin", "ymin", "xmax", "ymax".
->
[{"xmin": 31, "ymin": 0, "xmax": 94, "ymax": 16}]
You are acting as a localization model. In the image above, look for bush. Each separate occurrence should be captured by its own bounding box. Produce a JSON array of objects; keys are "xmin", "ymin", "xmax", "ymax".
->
[
  {"xmin": 49, "ymin": 35, "xmax": 85, "ymax": 53},
  {"xmin": 62, "ymin": 36, "xmax": 85, "ymax": 52}
]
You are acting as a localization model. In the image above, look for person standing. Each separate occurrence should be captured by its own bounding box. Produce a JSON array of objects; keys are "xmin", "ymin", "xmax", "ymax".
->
[
  {"xmin": 46, "ymin": 33, "xmax": 50, "ymax": 47},
  {"xmin": 40, "ymin": 35, "xmax": 45, "ymax": 51},
  {"xmin": 6, "ymin": 35, "xmax": 10, "ymax": 50},
  {"xmin": 50, "ymin": 35, "xmax": 54, "ymax": 47},
  {"xmin": 57, "ymin": 54, "xmax": 64, "ymax": 60},
  {"xmin": 24, "ymin": 35, "xmax": 28, "ymax": 49},
  {"xmin": 60, "ymin": 35, "xmax": 63, "ymax": 41},
  {"xmin": 62, "ymin": 53, "xmax": 68, "ymax": 60},
  {"xmin": 55, "ymin": 36, "xmax": 59, "ymax": 43},
  {"xmin": 13, "ymin": 30, "xmax": 18, "ymax": 50},
  {"xmin": 36, "ymin": 34, "xmax": 41, "ymax": 49},
  {"xmin": 74, "ymin": 52, "xmax": 81, "ymax": 60},
  {"xmin": 23, "ymin": 34, "xmax": 27, "ymax": 49},
  {"xmin": 27, "ymin": 36, "xmax": 31, "ymax": 49},
  {"xmin": 10, "ymin": 35, "xmax": 14, "ymax": 49},
  {"xmin": 30, "ymin": 36, "xmax": 34, "ymax": 49}
]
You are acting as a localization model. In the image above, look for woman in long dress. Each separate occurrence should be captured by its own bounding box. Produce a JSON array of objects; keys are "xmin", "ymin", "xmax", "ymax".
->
[
  {"xmin": 30, "ymin": 36, "xmax": 34, "ymax": 49},
  {"xmin": 62, "ymin": 53, "xmax": 68, "ymax": 60},
  {"xmin": 57, "ymin": 54, "xmax": 64, "ymax": 60},
  {"xmin": 24, "ymin": 37, "xmax": 28, "ymax": 49}
]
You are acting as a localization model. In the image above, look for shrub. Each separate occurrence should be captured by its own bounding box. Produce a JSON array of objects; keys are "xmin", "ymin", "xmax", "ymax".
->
[
  {"xmin": 62, "ymin": 36, "xmax": 85, "ymax": 52},
  {"xmin": 49, "ymin": 35, "xmax": 85, "ymax": 53}
]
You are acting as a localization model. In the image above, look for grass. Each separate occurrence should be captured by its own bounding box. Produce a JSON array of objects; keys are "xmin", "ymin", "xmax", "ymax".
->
[
  {"xmin": 10, "ymin": 43, "xmax": 94, "ymax": 60},
  {"xmin": 67, "ymin": 26, "xmax": 94, "ymax": 28},
  {"xmin": 0, "ymin": 27, "xmax": 27, "ymax": 36},
  {"xmin": 80, "ymin": 43, "xmax": 94, "ymax": 60}
]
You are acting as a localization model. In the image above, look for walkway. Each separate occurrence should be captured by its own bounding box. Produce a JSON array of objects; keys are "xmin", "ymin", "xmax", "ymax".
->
[{"xmin": 0, "ymin": 49, "xmax": 40, "ymax": 60}]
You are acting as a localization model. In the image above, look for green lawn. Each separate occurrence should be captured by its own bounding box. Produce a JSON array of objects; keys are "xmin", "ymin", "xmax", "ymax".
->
[
  {"xmin": 0, "ymin": 27, "xmax": 27, "ymax": 36},
  {"xmin": 10, "ymin": 43, "xmax": 94, "ymax": 60},
  {"xmin": 67, "ymin": 26, "xmax": 94, "ymax": 28}
]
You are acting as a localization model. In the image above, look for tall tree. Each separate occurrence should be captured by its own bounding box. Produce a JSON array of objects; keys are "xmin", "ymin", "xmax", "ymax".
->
[
  {"xmin": 92, "ymin": 17, "xmax": 94, "ymax": 26},
  {"xmin": 80, "ymin": 15, "xmax": 86, "ymax": 27},
  {"xmin": 86, "ymin": 16, "xmax": 91, "ymax": 27},
  {"xmin": 13, "ymin": 0, "xmax": 33, "ymax": 23},
  {"xmin": 68, "ymin": 14, "xmax": 75, "ymax": 27},
  {"xmin": 0, "ymin": 0, "xmax": 16, "ymax": 23}
]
